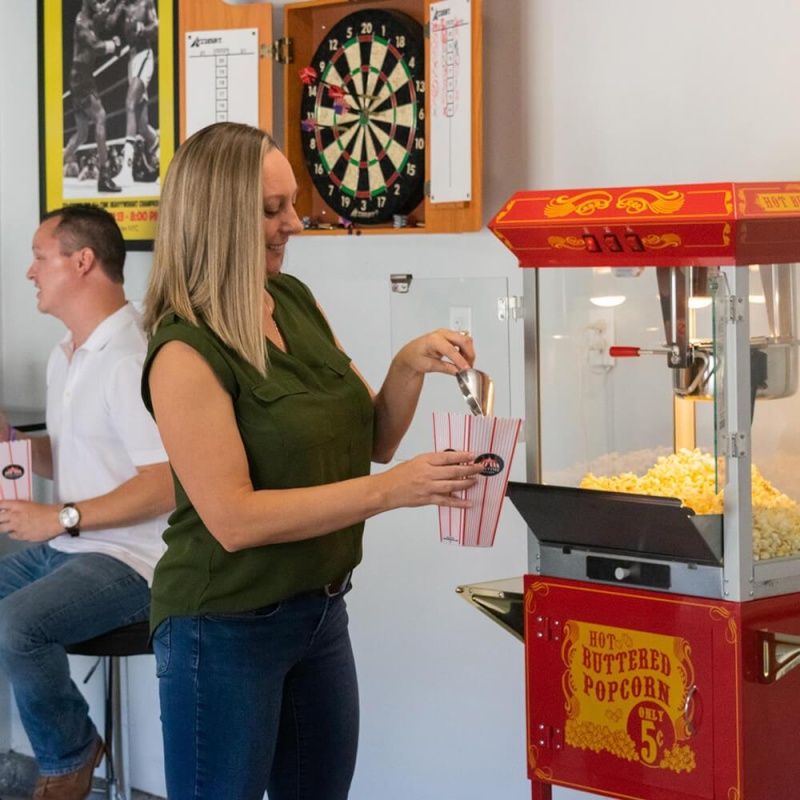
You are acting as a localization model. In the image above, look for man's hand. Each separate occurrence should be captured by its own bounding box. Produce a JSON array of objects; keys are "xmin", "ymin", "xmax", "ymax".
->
[
  {"xmin": 0, "ymin": 409, "xmax": 11, "ymax": 442},
  {"xmin": 0, "ymin": 501, "xmax": 63, "ymax": 542}
]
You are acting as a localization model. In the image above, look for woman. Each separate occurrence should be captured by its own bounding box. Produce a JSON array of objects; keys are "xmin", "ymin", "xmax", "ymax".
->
[{"xmin": 142, "ymin": 122, "xmax": 483, "ymax": 800}]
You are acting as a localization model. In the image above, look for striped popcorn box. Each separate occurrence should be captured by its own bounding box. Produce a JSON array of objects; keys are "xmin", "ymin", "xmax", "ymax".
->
[
  {"xmin": 0, "ymin": 439, "xmax": 33, "ymax": 502},
  {"xmin": 432, "ymin": 412, "xmax": 522, "ymax": 547}
]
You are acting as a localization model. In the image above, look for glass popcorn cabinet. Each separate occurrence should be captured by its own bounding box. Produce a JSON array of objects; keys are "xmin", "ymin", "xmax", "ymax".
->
[{"xmin": 481, "ymin": 183, "xmax": 800, "ymax": 800}]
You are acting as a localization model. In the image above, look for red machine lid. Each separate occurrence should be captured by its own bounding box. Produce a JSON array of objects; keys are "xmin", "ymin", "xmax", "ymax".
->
[{"xmin": 488, "ymin": 182, "xmax": 800, "ymax": 267}]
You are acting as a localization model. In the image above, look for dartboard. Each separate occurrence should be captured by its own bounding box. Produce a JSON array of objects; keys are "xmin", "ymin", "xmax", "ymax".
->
[{"xmin": 299, "ymin": 9, "xmax": 426, "ymax": 225}]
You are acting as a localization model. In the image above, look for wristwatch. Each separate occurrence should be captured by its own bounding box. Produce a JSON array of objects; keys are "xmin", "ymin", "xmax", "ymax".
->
[{"xmin": 58, "ymin": 503, "xmax": 81, "ymax": 537}]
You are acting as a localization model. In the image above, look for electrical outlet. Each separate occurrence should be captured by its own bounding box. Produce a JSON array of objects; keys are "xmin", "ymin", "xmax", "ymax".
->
[{"xmin": 449, "ymin": 306, "xmax": 472, "ymax": 335}]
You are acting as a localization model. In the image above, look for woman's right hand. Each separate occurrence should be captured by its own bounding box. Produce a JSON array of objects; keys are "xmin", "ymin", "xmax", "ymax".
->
[{"xmin": 379, "ymin": 450, "xmax": 485, "ymax": 510}]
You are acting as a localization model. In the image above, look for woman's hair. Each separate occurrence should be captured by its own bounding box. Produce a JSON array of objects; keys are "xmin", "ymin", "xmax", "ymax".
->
[{"xmin": 144, "ymin": 122, "xmax": 277, "ymax": 374}]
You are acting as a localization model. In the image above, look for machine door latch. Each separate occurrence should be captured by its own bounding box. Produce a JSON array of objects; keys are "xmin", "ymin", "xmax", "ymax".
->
[
  {"xmin": 531, "ymin": 615, "xmax": 562, "ymax": 642},
  {"xmin": 534, "ymin": 722, "xmax": 564, "ymax": 750},
  {"xmin": 498, "ymin": 295, "xmax": 524, "ymax": 322}
]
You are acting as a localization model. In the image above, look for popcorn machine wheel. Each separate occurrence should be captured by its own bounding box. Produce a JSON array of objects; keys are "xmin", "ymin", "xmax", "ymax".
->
[{"xmin": 459, "ymin": 182, "xmax": 800, "ymax": 800}]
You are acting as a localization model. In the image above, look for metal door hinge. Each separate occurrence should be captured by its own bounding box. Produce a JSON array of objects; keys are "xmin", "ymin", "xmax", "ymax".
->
[
  {"xmin": 534, "ymin": 723, "xmax": 564, "ymax": 751},
  {"xmin": 727, "ymin": 432, "xmax": 747, "ymax": 458},
  {"xmin": 728, "ymin": 294, "xmax": 745, "ymax": 323},
  {"xmin": 424, "ymin": 21, "xmax": 430, "ymax": 38},
  {"xmin": 261, "ymin": 38, "xmax": 293, "ymax": 64},
  {"xmin": 531, "ymin": 615, "xmax": 562, "ymax": 642},
  {"xmin": 498, "ymin": 296, "xmax": 524, "ymax": 322}
]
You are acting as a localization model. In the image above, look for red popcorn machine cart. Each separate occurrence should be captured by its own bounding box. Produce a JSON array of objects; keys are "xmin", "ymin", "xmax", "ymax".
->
[{"xmin": 458, "ymin": 183, "xmax": 800, "ymax": 800}]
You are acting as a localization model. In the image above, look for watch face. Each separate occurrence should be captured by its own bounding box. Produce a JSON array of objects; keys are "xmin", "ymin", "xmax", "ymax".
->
[
  {"xmin": 299, "ymin": 9, "xmax": 426, "ymax": 225},
  {"xmin": 60, "ymin": 506, "xmax": 80, "ymax": 529}
]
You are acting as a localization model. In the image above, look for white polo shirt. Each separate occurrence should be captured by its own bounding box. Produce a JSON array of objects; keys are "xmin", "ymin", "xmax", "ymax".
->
[{"xmin": 46, "ymin": 302, "xmax": 169, "ymax": 585}]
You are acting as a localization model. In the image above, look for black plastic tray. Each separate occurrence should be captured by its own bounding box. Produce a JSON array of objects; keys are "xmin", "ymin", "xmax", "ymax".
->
[{"xmin": 506, "ymin": 482, "xmax": 722, "ymax": 566}]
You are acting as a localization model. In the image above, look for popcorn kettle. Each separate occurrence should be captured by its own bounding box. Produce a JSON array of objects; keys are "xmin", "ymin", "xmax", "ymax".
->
[{"xmin": 613, "ymin": 264, "xmax": 799, "ymax": 409}]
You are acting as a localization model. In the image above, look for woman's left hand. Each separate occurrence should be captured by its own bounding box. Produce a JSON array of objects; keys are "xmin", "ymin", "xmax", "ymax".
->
[{"xmin": 393, "ymin": 328, "xmax": 476, "ymax": 377}]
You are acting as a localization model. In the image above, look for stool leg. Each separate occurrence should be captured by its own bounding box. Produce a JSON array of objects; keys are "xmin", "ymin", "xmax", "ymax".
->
[
  {"xmin": 117, "ymin": 656, "xmax": 132, "ymax": 800},
  {"xmin": 107, "ymin": 655, "xmax": 132, "ymax": 800},
  {"xmin": 105, "ymin": 657, "xmax": 118, "ymax": 800}
]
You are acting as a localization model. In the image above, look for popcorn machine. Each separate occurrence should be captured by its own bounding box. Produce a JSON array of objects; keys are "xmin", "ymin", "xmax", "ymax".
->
[{"xmin": 461, "ymin": 183, "xmax": 800, "ymax": 800}]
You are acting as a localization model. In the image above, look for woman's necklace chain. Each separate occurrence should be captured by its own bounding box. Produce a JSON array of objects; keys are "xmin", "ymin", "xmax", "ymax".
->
[{"xmin": 265, "ymin": 294, "xmax": 285, "ymax": 351}]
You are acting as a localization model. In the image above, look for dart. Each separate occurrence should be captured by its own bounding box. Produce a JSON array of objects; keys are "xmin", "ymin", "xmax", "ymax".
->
[
  {"xmin": 327, "ymin": 84, "xmax": 346, "ymax": 100},
  {"xmin": 299, "ymin": 66, "xmax": 318, "ymax": 85},
  {"xmin": 300, "ymin": 118, "xmax": 348, "ymax": 135},
  {"xmin": 299, "ymin": 65, "xmax": 349, "ymax": 102}
]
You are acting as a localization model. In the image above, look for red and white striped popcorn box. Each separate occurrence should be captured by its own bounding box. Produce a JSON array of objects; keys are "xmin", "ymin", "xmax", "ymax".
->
[
  {"xmin": 0, "ymin": 439, "xmax": 33, "ymax": 502},
  {"xmin": 432, "ymin": 411, "xmax": 522, "ymax": 547}
]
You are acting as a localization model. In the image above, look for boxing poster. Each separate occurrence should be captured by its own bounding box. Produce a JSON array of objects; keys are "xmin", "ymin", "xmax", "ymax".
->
[{"xmin": 38, "ymin": 0, "xmax": 176, "ymax": 248}]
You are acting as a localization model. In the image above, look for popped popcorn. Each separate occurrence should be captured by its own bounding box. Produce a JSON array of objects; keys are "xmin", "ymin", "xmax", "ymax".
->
[{"xmin": 580, "ymin": 449, "xmax": 800, "ymax": 561}]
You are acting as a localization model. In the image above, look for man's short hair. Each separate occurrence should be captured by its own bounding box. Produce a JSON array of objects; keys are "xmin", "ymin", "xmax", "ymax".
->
[{"xmin": 43, "ymin": 204, "xmax": 126, "ymax": 284}]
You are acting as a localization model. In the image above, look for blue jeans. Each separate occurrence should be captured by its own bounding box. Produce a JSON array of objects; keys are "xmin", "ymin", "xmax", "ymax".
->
[
  {"xmin": 0, "ymin": 544, "xmax": 150, "ymax": 775},
  {"xmin": 153, "ymin": 587, "xmax": 359, "ymax": 800}
]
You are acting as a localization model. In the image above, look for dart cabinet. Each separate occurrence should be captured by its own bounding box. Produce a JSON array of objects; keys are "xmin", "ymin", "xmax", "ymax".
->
[{"xmin": 177, "ymin": 0, "xmax": 483, "ymax": 235}]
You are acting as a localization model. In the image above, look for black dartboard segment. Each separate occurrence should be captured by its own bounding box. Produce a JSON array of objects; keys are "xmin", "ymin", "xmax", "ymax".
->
[{"xmin": 300, "ymin": 9, "xmax": 426, "ymax": 224}]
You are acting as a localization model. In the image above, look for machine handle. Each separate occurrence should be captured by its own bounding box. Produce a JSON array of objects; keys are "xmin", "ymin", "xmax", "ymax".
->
[
  {"xmin": 759, "ymin": 629, "xmax": 800, "ymax": 683},
  {"xmin": 609, "ymin": 346, "xmax": 673, "ymax": 358},
  {"xmin": 682, "ymin": 685, "xmax": 697, "ymax": 737}
]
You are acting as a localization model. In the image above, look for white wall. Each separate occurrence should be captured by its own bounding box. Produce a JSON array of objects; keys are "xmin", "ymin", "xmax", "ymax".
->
[{"xmin": 2, "ymin": 1, "xmax": 800, "ymax": 799}]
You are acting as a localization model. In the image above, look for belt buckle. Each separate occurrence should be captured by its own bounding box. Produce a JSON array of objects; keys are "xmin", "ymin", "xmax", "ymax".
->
[{"xmin": 325, "ymin": 570, "xmax": 352, "ymax": 597}]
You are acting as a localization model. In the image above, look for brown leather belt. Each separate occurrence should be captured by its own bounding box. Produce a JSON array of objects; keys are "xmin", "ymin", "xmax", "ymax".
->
[{"xmin": 324, "ymin": 571, "xmax": 352, "ymax": 598}]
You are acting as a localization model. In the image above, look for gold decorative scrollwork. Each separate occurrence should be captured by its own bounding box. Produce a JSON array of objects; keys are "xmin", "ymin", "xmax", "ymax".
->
[
  {"xmin": 709, "ymin": 606, "xmax": 738, "ymax": 645},
  {"xmin": 528, "ymin": 743, "xmax": 540, "ymax": 769},
  {"xmin": 492, "ymin": 230, "xmax": 514, "ymax": 250},
  {"xmin": 617, "ymin": 189, "xmax": 686, "ymax": 215},
  {"xmin": 641, "ymin": 233, "xmax": 682, "ymax": 249},
  {"xmin": 727, "ymin": 787, "xmax": 741, "ymax": 800},
  {"xmin": 709, "ymin": 606, "xmax": 730, "ymax": 622},
  {"xmin": 526, "ymin": 582, "xmax": 550, "ymax": 614},
  {"xmin": 525, "ymin": 582, "xmax": 550, "ymax": 624},
  {"xmin": 544, "ymin": 191, "xmax": 613, "ymax": 218},
  {"xmin": 724, "ymin": 191, "xmax": 733, "ymax": 214},
  {"xmin": 548, "ymin": 236, "xmax": 587, "ymax": 251}
]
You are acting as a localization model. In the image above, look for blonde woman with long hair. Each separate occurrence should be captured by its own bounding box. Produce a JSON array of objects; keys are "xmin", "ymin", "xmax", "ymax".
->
[{"xmin": 141, "ymin": 122, "xmax": 482, "ymax": 800}]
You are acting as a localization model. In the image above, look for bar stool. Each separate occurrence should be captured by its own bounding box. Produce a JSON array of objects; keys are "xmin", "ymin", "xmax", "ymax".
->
[{"xmin": 66, "ymin": 621, "xmax": 153, "ymax": 800}]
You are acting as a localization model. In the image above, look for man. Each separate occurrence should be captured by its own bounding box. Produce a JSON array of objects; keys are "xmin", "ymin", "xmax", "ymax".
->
[
  {"xmin": 0, "ymin": 204, "xmax": 173, "ymax": 799},
  {"xmin": 62, "ymin": 0, "xmax": 124, "ymax": 193},
  {"xmin": 107, "ymin": 0, "xmax": 160, "ymax": 186}
]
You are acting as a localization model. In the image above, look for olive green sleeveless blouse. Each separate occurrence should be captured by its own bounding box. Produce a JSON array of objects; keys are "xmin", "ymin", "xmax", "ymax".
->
[{"xmin": 142, "ymin": 273, "xmax": 374, "ymax": 632}]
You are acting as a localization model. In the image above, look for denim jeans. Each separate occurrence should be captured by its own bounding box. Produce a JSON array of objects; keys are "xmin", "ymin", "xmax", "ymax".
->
[
  {"xmin": 0, "ymin": 543, "xmax": 150, "ymax": 775},
  {"xmin": 153, "ymin": 587, "xmax": 359, "ymax": 800}
]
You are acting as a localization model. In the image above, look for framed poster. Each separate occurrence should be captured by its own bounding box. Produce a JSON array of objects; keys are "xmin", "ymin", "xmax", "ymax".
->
[{"xmin": 38, "ymin": 0, "xmax": 176, "ymax": 249}]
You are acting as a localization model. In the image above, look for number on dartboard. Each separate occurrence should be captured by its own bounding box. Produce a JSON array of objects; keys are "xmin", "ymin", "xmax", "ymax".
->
[{"xmin": 299, "ymin": 9, "xmax": 426, "ymax": 224}]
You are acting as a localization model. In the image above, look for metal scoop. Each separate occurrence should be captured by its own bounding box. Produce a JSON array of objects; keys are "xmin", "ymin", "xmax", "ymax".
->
[{"xmin": 456, "ymin": 368, "xmax": 495, "ymax": 416}]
